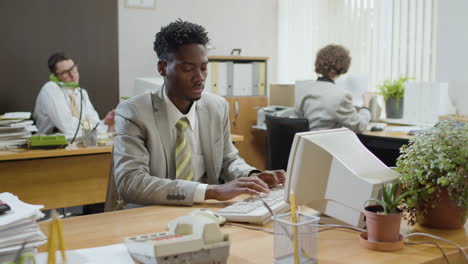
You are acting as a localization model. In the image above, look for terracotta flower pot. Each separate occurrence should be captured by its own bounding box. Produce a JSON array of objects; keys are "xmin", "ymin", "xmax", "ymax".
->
[
  {"xmin": 419, "ymin": 188, "xmax": 467, "ymax": 229},
  {"xmin": 364, "ymin": 205, "xmax": 402, "ymax": 242}
]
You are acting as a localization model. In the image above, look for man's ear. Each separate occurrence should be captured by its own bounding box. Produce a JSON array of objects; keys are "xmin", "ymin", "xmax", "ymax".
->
[{"xmin": 157, "ymin": 60, "xmax": 167, "ymax": 76}]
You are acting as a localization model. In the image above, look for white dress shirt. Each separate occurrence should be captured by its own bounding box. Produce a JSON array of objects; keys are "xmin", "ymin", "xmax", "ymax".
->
[
  {"xmin": 163, "ymin": 89, "xmax": 207, "ymax": 203},
  {"xmin": 33, "ymin": 81, "xmax": 101, "ymax": 137}
]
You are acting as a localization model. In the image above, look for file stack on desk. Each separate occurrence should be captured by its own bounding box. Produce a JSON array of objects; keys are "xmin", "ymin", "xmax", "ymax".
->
[
  {"xmin": 0, "ymin": 192, "xmax": 47, "ymax": 263},
  {"xmin": 0, "ymin": 112, "xmax": 37, "ymax": 148}
]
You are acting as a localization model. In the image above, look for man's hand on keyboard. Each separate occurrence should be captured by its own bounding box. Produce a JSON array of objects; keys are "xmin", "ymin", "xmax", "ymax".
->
[
  {"xmin": 205, "ymin": 176, "xmax": 269, "ymax": 201},
  {"xmin": 250, "ymin": 170, "xmax": 286, "ymax": 188}
]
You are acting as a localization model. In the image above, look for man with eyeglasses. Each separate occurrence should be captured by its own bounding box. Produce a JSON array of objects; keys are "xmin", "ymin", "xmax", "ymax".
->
[{"xmin": 33, "ymin": 52, "xmax": 115, "ymax": 137}]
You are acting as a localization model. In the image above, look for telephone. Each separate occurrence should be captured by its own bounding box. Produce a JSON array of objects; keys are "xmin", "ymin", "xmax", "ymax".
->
[
  {"xmin": 49, "ymin": 74, "xmax": 82, "ymax": 144},
  {"xmin": 124, "ymin": 211, "xmax": 230, "ymax": 264},
  {"xmin": 49, "ymin": 74, "xmax": 79, "ymax": 88}
]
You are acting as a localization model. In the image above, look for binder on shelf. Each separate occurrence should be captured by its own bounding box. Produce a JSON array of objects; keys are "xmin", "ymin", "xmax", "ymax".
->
[
  {"xmin": 226, "ymin": 62, "xmax": 234, "ymax": 96},
  {"xmin": 204, "ymin": 62, "xmax": 212, "ymax": 94},
  {"xmin": 207, "ymin": 56, "xmax": 268, "ymax": 97},
  {"xmin": 233, "ymin": 63, "xmax": 253, "ymax": 96},
  {"xmin": 216, "ymin": 62, "xmax": 230, "ymax": 96},
  {"xmin": 252, "ymin": 62, "xmax": 266, "ymax": 96},
  {"xmin": 207, "ymin": 62, "xmax": 229, "ymax": 96}
]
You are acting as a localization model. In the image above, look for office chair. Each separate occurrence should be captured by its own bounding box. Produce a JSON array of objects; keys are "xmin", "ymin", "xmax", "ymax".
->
[
  {"xmin": 265, "ymin": 114, "xmax": 309, "ymax": 170},
  {"xmin": 104, "ymin": 149, "xmax": 126, "ymax": 212}
]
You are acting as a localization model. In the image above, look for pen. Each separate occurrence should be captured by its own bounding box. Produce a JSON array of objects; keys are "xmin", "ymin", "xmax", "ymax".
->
[{"xmin": 92, "ymin": 122, "xmax": 99, "ymax": 132}]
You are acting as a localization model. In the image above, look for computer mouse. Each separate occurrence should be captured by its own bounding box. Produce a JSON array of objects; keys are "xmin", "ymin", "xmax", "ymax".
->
[
  {"xmin": 190, "ymin": 209, "xmax": 226, "ymax": 226},
  {"xmin": 370, "ymin": 126, "xmax": 384, "ymax": 131}
]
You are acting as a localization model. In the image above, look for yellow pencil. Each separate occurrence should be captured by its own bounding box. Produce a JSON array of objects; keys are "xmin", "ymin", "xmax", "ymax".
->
[
  {"xmin": 47, "ymin": 210, "xmax": 67, "ymax": 264},
  {"xmin": 87, "ymin": 119, "xmax": 91, "ymax": 130},
  {"xmin": 56, "ymin": 218, "xmax": 67, "ymax": 263},
  {"xmin": 290, "ymin": 192, "xmax": 299, "ymax": 264},
  {"xmin": 47, "ymin": 210, "xmax": 58, "ymax": 264}
]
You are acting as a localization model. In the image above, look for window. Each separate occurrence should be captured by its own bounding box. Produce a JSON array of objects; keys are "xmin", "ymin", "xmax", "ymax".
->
[{"xmin": 277, "ymin": 0, "xmax": 438, "ymax": 91}]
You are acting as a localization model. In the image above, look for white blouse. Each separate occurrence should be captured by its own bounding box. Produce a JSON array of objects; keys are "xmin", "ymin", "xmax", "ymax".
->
[{"xmin": 298, "ymin": 80, "xmax": 371, "ymax": 133}]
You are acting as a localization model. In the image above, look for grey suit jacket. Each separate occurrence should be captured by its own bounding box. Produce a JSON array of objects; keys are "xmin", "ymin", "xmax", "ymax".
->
[
  {"xmin": 297, "ymin": 81, "xmax": 371, "ymax": 133},
  {"xmin": 113, "ymin": 88, "xmax": 256, "ymax": 207}
]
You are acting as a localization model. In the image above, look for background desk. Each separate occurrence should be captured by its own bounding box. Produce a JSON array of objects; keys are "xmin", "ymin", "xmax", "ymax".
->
[
  {"xmin": 358, "ymin": 129, "xmax": 413, "ymax": 167},
  {"xmin": 38, "ymin": 204, "xmax": 468, "ymax": 264},
  {"xmin": 0, "ymin": 146, "xmax": 112, "ymax": 210}
]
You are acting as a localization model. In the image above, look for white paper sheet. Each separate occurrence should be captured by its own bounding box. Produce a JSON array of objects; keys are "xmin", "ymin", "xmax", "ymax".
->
[
  {"xmin": 2, "ymin": 112, "xmax": 31, "ymax": 120},
  {"xmin": 36, "ymin": 243, "xmax": 135, "ymax": 264}
]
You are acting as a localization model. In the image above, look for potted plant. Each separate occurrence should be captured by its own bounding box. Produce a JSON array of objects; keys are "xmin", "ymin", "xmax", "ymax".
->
[
  {"xmin": 377, "ymin": 77, "xmax": 410, "ymax": 119},
  {"xmin": 364, "ymin": 183, "xmax": 416, "ymax": 243},
  {"xmin": 397, "ymin": 119, "xmax": 468, "ymax": 229}
]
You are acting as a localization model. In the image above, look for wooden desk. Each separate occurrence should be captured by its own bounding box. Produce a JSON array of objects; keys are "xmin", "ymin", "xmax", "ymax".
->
[
  {"xmin": 38, "ymin": 205, "xmax": 468, "ymax": 264},
  {"xmin": 0, "ymin": 146, "xmax": 112, "ymax": 210}
]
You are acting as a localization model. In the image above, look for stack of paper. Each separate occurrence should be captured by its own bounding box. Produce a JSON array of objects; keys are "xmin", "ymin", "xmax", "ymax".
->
[
  {"xmin": 0, "ymin": 193, "xmax": 47, "ymax": 263},
  {"xmin": 0, "ymin": 112, "xmax": 37, "ymax": 148}
]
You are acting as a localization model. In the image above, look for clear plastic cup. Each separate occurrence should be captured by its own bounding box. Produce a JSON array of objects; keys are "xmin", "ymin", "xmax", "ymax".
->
[
  {"xmin": 273, "ymin": 212, "xmax": 319, "ymax": 264},
  {"xmin": 82, "ymin": 130, "xmax": 97, "ymax": 147}
]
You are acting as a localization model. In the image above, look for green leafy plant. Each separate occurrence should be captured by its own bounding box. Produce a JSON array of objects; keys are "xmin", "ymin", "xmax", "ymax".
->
[
  {"xmin": 366, "ymin": 183, "xmax": 417, "ymax": 214},
  {"xmin": 397, "ymin": 119, "xmax": 468, "ymax": 225},
  {"xmin": 377, "ymin": 77, "xmax": 411, "ymax": 109}
]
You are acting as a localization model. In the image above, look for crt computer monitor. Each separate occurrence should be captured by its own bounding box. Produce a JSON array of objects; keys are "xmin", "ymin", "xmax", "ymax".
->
[
  {"xmin": 283, "ymin": 128, "xmax": 400, "ymax": 228},
  {"xmin": 133, "ymin": 77, "xmax": 164, "ymax": 96}
]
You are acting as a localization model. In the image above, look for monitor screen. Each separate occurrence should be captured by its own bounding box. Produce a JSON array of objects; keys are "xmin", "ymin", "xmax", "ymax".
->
[
  {"xmin": 133, "ymin": 77, "xmax": 164, "ymax": 96},
  {"xmin": 283, "ymin": 128, "xmax": 400, "ymax": 227}
]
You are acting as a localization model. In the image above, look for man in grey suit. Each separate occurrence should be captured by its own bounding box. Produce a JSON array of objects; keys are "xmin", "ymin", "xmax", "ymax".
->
[{"xmin": 113, "ymin": 20, "xmax": 285, "ymax": 208}]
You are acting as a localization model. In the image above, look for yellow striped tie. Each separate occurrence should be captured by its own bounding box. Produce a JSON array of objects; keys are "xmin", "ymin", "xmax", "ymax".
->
[
  {"xmin": 175, "ymin": 117, "xmax": 193, "ymax": 181},
  {"xmin": 69, "ymin": 93, "xmax": 80, "ymax": 118}
]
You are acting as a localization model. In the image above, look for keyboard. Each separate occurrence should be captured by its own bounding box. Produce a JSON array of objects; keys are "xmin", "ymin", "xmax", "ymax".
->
[{"xmin": 217, "ymin": 188, "xmax": 290, "ymax": 225}]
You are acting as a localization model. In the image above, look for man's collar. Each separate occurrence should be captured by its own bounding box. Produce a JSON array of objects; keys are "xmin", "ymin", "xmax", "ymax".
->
[{"xmin": 163, "ymin": 87, "xmax": 197, "ymax": 130}]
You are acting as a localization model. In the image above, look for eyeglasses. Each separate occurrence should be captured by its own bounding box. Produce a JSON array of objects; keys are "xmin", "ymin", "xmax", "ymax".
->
[{"xmin": 56, "ymin": 63, "xmax": 78, "ymax": 77}]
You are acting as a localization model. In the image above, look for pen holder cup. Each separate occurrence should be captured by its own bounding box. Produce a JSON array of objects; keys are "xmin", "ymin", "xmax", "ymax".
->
[
  {"xmin": 82, "ymin": 130, "xmax": 97, "ymax": 147},
  {"xmin": 273, "ymin": 213, "xmax": 319, "ymax": 264}
]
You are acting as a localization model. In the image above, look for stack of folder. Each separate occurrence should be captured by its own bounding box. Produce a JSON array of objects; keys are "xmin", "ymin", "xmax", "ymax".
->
[
  {"xmin": 0, "ymin": 192, "xmax": 47, "ymax": 263},
  {"xmin": 0, "ymin": 112, "xmax": 37, "ymax": 149}
]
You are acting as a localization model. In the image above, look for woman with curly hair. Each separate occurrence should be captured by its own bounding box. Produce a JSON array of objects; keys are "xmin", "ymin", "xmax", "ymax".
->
[{"xmin": 297, "ymin": 44, "xmax": 371, "ymax": 133}]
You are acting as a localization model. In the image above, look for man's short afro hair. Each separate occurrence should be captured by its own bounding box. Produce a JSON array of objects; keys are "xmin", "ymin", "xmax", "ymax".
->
[{"xmin": 153, "ymin": 19, "xmax": 210, "ymax": 60}]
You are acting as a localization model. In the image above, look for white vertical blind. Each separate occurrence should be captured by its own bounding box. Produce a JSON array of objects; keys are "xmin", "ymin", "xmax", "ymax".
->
[{"xmin": 277, "ymin": 0, "xmax": 438, "ymax": 91}]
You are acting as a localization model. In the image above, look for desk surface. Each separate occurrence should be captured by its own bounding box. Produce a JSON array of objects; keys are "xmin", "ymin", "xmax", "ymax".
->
[
  {"xmin": 0, "ymin": 146, "xmax": 112, "ymax": 161},
  {"xmin": 0, "ymin": 134, "xmax": 243, "ymax": 161},
  {"xmin": 38, "ymin": 204, "xmax": 467, "ymax": 264},
  {"xmin": 361, "ymin": 129, "xmax": 414, "ymax": 140}
]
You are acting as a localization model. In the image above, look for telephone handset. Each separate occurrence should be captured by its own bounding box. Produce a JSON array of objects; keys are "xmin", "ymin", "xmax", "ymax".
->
[
  {"xmin": 49, "ymin": 74, "xmax": 82, "ymax": 144},
  {"xmin": 49, "ymin": 74, "xmax": 79, "ymax": 88}
]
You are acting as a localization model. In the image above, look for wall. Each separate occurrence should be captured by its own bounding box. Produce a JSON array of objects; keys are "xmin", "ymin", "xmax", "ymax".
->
[
  {"xmin": 435, "ymin": 0, "xmax": 468, "ymax": 82},
  {"xmin": 118, "ymin": 0, "xmax": 278, "ymax": 97},
  {"xmin": 0, "ymin": 0, "xmax": 119, "ymax": 117},
  {"xmin": 435, "ymin": 0, "xmax": 468, "ymax": 114}
]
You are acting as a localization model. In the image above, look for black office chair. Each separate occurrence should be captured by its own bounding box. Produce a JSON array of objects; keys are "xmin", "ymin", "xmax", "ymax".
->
[{"xmin": 265, "ymin": 115, "xmax": 309, "ymax": 170}]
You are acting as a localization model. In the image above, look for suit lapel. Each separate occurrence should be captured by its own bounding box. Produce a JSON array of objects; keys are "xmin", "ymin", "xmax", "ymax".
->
[
  {"xmin": 197, "ymin": 100, "xmax": 216, "ymax": 182},
  {"xmin": 151, "ymin": 88, "xmax": 174, "ymax": 179}
]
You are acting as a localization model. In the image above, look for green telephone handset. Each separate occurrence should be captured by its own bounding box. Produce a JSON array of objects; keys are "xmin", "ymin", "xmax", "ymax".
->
[{"xmin": 49, "ymin": 74, "xmax": 79, "ymax": 88}]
